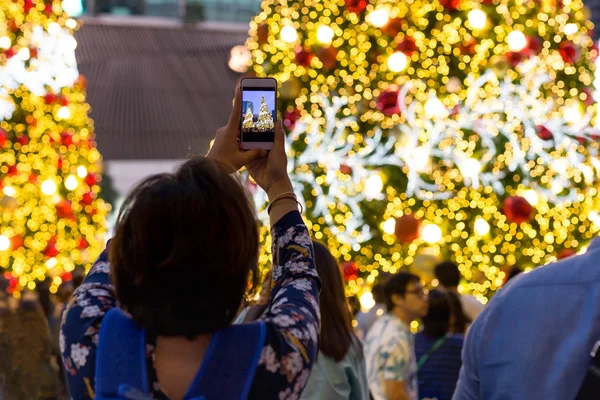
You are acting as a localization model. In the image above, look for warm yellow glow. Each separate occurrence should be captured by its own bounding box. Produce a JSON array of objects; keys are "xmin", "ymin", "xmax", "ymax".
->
[
  {"xmin": 468, "ymin": 10, "xmax": 487, "ymax": 30},
  {"xmin": 507, "ymin": 30, "xmax": 527, "ymax": 52},
  {"xmin": 17, "ymin": 47, "xmax": 30, "ymax": 60},
  {"xmin": 64, "ymin": 175, "xmax": 78, "ymax": 191},
  {"xmin": 280, "ymin": 25, "xmax": 298, "ymax": 43},
  {"xmin": 459, "ymin": 158, "xmax": 482, "ymax": 180},
  {"xmin": 3, "ymin": 186, "xmax": 16, "ymax": 197},
  {"xmin": 65, "ymin": 18, "xmax": 78, "ymax": 29},
  {"xmin": 422, "ymin": 224, "xmax": 442, "ymax": 244},
  {"xmin": 564, "ymin": 23, "xmax": 578, "ymax": 35},
  {"xmin": 383, "ymin": 218, "xmax": 396, "ymax": 234},
  {"xmin": 367, "ymin": 9, "xmax": 389, "ymax": 28},
  {"xmin": 45, "ymin": 257, "xmax": 58, "ymax": 269},
  {"xmin": 411, "ymin": 146, "xmax": 430, "ymax": 171},
  {"xmin": 57, "ymin": 106, "xmax": 71, "ymax": 120},
  {"xmin": 523, "ymin": 189, "xmax": 539, "ymax": 206},
  {"xmin": 365, "ymin": 175, "xmax": 383, "ymax": 198},
  {"xmin": 360, "ymin": 291, "xmax": 376, "ymax": 311},
  {"xmin": 316, "ymin": 25, "xmax": 335, "ymax": 44},
  {"xmin": 0, "ymin": 36, "xmax": 10, "ymax": 49},
  {"xmin": 0, "ymin": 235, "xmax": 10, "ymax": 251},
  {"xmin": 41, "ymin": 180, "xmax": 57, "ymax": 195},
  {"xmin": 424, "ymin": 97, "xmax": 447, "ymax": 118},
  {"xmin": 589, "ymin": 211, "xmax": 600, "ymax": 226},
  {"xmin": 388, "ymin": 52, "xmax": 408, "ymax": 72},
  {"xmin": 77, "ymin": 166, "xmax": 88, "ymax": 178},
  {"xmin": 474, "ymin": 218, "xmax": 490, "ymax": 235},
  {"xmin": 564, "ymin": 104, "xmax": 583, "ymax": 124}
]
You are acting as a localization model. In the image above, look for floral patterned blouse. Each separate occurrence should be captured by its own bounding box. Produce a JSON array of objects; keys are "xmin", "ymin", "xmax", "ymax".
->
[{"xmin": 60, "ymin": 211, "xmax": 321, "ymax": 399}]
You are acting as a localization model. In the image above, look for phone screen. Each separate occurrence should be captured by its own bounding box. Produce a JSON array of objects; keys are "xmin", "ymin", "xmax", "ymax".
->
[{"xmin": 241, "ymin": 86, "xmax": 276, "ymax": 143}]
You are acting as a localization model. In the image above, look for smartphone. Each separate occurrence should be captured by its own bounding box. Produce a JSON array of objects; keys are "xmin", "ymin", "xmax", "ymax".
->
[{"xmin": 240, "ymin": 77, "xmax": 277, "ymax": 150}]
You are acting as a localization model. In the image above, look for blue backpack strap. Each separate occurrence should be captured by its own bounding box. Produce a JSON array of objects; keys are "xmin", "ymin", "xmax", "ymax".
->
[
  {"xmin": 184, "ymin": 321, "xmax": 266, "ymax": 400},
  {"xmin": 95, "ymin": 308, "xmax": 150, "ymax": 400}
]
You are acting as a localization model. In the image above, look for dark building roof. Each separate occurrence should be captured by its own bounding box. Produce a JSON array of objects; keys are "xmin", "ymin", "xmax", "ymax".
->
[{"xmin": 74, "ymin": 21, "xmax": 248, "ymax": 160}]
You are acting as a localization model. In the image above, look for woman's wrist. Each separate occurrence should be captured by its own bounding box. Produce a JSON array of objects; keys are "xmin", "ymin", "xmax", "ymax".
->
[
  {"xmin": 267, "ymin": 178, "xmax": 293, "ymax": 200},
  {"xmin": 269, "ymin": 199, "xmax": 299, "ymax": 226}
]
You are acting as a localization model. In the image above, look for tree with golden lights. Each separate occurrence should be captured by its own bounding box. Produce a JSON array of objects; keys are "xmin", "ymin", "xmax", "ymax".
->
[
  {"xmin": 0, "ymin": 0, "xmax": 108, "ymax": 296},
  {"xmin": 247, "ymin": 0, "xmax": 600, "ymax": 300}
]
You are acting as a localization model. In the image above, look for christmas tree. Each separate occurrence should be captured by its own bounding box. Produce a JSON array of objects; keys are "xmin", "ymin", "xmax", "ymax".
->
[
  {"xmin": 255, "ymin": 96, "xmax": 275, "ymax": 132},
  {"xmin": 0, "ymin": 0, "xmax": 108, "ymax": 296},
  {"xmin": 243, "ymin": 106, "xmax": 255, "ymax": 131},
  {"xmin": 246, "ymin": 0, "xmax": 600, "ymax": 300}
]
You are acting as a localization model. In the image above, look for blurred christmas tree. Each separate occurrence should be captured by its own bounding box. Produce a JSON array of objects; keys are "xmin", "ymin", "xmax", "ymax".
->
[
  {"xmin": 256, "ymin": 96, "xmax": 275, "ymax": 131},
  {"xmin": 0, "ymin": 0, "xmax": 108, "ymax": 295},
  {"xmin": 247, "ymin": 0, "xmax": 600, "ymax": 300},
  {"xmin": 243, "ymin": 106, "xmax": 255, "ymax": 130}
]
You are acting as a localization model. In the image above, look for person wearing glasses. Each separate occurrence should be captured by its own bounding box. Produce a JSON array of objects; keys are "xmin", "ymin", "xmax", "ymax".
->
[{"xmin": 365, "ymin": 272, "xmax": 429, "ymax": 400}]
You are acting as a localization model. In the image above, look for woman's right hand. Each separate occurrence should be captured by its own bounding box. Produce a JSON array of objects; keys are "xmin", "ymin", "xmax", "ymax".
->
[{"xmin": 246, "ymin": 121, "xmax": 292, "ymax": 200}]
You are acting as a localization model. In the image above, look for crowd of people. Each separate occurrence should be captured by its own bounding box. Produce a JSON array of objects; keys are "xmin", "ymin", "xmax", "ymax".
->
[{"xmin": 1, "ymin": 87, "xmax": 599, "ymax": 400}]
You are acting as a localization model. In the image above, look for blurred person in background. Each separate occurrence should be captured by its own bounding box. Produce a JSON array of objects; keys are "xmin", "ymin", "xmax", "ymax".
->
[
  {"xmin": 414, "ymin": 290, "xmax": 463, "ymax": 400},
  {"xmin": 300, "ymin": 241, "xmax": 368, "ymax": 400},
  {"xmin": 365, "ymin": 272, "xmax": 429, "ymax": 400},
  {"xmin": 434, "ymin": 262, "xmax": 483, "ymax": 324},
  {"xmin": 444, "ymin": 292, "xmax": 469, "ymax": 337},
  {"xmin": 503, "ymin": 266, "xmax": 523, "ymax": 286}
]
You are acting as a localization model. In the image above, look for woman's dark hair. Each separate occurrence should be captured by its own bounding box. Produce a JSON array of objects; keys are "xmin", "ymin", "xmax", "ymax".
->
[
  {"xmin": 110, "ymin": 157, "xmax": 260, "ymax": 339},
  {"xmin": 422, "ymin": 289, "xmax": 451, "ymax": 339},
  {"xmin": 445, "ymin": 291, "xmax": 470, "ymax": 336},
  {"xmin": 312, "ymin": 241, "xmax": 361, "ymax": 362},
  {"xmin": 434, "ymin": 261, "xmax": 461, "ymax": 288},
  {"xmin": 384, "ymin": 272, "xmax": 421, "ymax": 312}
]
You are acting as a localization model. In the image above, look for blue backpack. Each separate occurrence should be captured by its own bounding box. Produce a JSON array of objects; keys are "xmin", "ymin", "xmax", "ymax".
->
[{"xmin": 95, "ymin": 308, "xmax": 266, "ymax": 400}]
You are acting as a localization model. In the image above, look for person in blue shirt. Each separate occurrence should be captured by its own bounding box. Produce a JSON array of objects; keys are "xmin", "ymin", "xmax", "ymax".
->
[
  {"xmin": 454, "ymin": 237, "xmax": 600, "ymax": 400},
  {"xmin": 415, "ymin": 290, "xmax": 463, "ymax": 400}
]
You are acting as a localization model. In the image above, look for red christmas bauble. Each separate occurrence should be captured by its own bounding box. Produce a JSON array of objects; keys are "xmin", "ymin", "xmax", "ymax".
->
[
  {"xmin": 525, "ymin": 36, "xmax": 542, "ymax": 56},
  {"xmin": 397, "ymin": 36, "xmax": 418, "ymax": 56},
  {"xmin": 283, "ymin": 109, "xmax": 302, "ymax": 131},
  {"xmin": 57, "ymin": 158, "xmax": 63, "ymax": 171},
  {"xmin": 78, "ymin": 238, "xmax": 89, "ymax": 250},
  {"xmin": 342, "ymin": 261, "xmax": 359, "ymax": 282},
  {"xmin": 56, "ymin": 200, "xmax": 74, "ymax": 219},
  {"xmin": 81, "ymin": 192, "xmax": 93, "ymax": 206},
  {"xmin": 394, "ymin": 214, "xmax": 422, "ymax": 244},
  {"xmin": 557, "ymin": 248, "xmax": 577, "ymax": 260},
  {"xmin": 29, "ymin": 47, "xmax": 38, "ymax": 59},
  {"xmin": 257, "ymin": 24, "xmax": 269, "ymax": 45},
  {"xmin": 382, "ymin": 18, "xmax": 405, "ymax": 37},
  {"xmin": 28, "ymin": 173, "xmax": 38, "ymax": 183},
  {"xmin": 4, "ymin": 47, "xmax": 16, "ymax": 59},
  {"xmin": 61, "ymin": 132, "xmax": 73, "ymax": 146},
  {"xmin": 16, "ymin": 134, "xmax": 28, "ymax": 146},
  {"xmin": 536, "ymin": 125, "xmax": 553, "ymax": 140},
  {"xmin": 481, "ymin": 0, "xmax": 495, "ymax": 4},
  {"xmin": 10, "ymin": 235, "xmax": 24, "ymax": 250},
  {"xmin": 460, "ymin": 37, "xmax": 477, "ymax": 55},
  {"xmin": 44, "ymin": 242, "xmax": 59, "ymax": 258},
  {"xmin": 582, "ymin": 87, "xmax": 594, "ymax": 107},
  {"xmin": 76, "ymin": 74, "xmax": 88, "ymax": 89},
  {"xmin": 44, "ymin": 93, "xmax": 57, "ymax": 104},
  {"xmin": 345, "ymin": 0, "xmax": 368, "ymax": 13},
  {"xmin": 558, "ymin": 41, "xmax": 579, "ymax": 64},
  {"xmin": 339, "ymin": 164, "xmax": 353, "ymax": 175},
  {"xmin": 8, "ymin": 21, "xmax": 19, "ymax": 33},
  {"xmin": 45, "ymin": 3, "xmax": 53, "ymax": 15},
  {"xmin": 377, "ymin": 89, "xmax": 401, "ymax": 116},
  {"xmin": 85, "ymin": 173, "xmax": 99, "ymax": 187},
  {"xmin": 0, "ymin": 129, "xmax": 6, "ymax": 147},
  {"xmin": 23, "ymin": 0, "xmax": 34, "ymax": 12},
  {"xmin": 440, "ymin": 0, "xmax": 460, "ymax": 11},
  {"xmin": 7, "ymin": 165, "xmax": 17, "ymax": 177},
  {"xmin": 317, "ymin": 47, "xmax": 338, "ymax": 70},
  {"xmin": 294, "ymin": 47, "xmax": 314, "ymax": 67},
  {"xmin": 506, "ymin": 51, "xmax": 524, "ymax": 67},
  {"xmin": 59, "ymin": 96, "xmax": 69, "ymax": 106},
  {"xmin": 503, "ymin": 196, "xmax": 534, "ymax": 224},
  {"xmin": 61, "ymin": 272, "xmax": 73, "ymax": 282}
]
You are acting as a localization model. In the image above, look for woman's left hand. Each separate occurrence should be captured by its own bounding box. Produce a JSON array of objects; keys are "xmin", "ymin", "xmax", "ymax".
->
[{"xmin": 207, "ymin": 84, "xmax": 267, "ymax": 173}]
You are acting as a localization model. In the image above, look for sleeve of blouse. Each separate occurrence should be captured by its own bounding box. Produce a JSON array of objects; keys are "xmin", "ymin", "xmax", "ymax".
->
[
  {"xmin": 249, "ymin": 210, "xmax": 321, "ymax": 399},
  {"xmin": 59, "ymin": 247, "xmax": 117, "ymax": 400}
]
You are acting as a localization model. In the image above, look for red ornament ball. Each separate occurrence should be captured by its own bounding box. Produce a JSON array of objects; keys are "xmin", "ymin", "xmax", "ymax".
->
[
  {"xmin": 557, "ymin": 248, "xmax": 577, "ymax": 260},
  {"xmin": 0, "ymin": 129, "xmax": 6, "ymax": 147},
  {"xmin": 283, "ymin": 109, "xmax": 302, "ymax": 131},
  {"xmin": 339, "ymin": 164, "xmax": 353, "ymax": 175},
  {"xmin": 536, "ymin": 125, "xmax": 553, "ymax": 140},
  {"xmin": 29, "ymin": 47, "xmax": 38, "ymax": 59},
  {"xmin": 81, "ymin": 192, "xmax": 94, "ymax": 206},
  {"xmin": 44, "ymin": 242, "xmax": 59, "ymax": 258},
  {"xmin": 342, "ymin": 261, "xmax": 359, "ymax": 282},
  {"xmin": 257, "ymin": 24, "xmax": 269, "ymax": 45},
  {"xmin": 78, "ymin": 238, "xmax": 89, "ymax": 250},
  {"xmin": 57, "ymin": 157, "xmax": 64, "ymax": 171},
  {"xmin": 59, "ymin": 96, "xmax": 69, "ymax": 106},
  {"xmin": 394, "ymin": 214, "xmax": 422, "ymax": 244},
  {"xmin": 85, "ymin": 173, "xmax": 99, "ymax": 187},
  {"xmin": 16, "ymin": 134, "xmax": 28, "ymax": 146},
  {"xmin": 294, "ymin": 47, "xmax": 314, "ymax": 67},
  {"xmin": 44, "ymin": 93, "xmax": 57, "ymax": 104},
  {"xmin": 4, "ymin": 47, "xmax": 16, "ymax": 59},
  {"xmin": 317, "ymin": 47, "xmax": 338, "ymax": 70},
  {"xmin": 503, "ymin": 196, "xmax": 534, "ymax": 224},
  {"xmin": 526, "ymin": 36, "xmax": 542, "ymax": 56},
  {"xmin": 7, "ymin": 165, "xmax": 18, "ymax": 177},
  {"xmin": 76, "ymin": 74, "xmax": 88, "ymax": 89},
  {"xmin": 23, "ymin": 0, "xmax": 34, "ymax": 12},
  {"xmin": 45, "ymin": 3, "xmax": 53, "ymax": 15},
  {"xmin": 440, "ymin": 0, "xmax": 460, "ymax": 11},
  {"xmin": 377, "ymin": 89, "xmax": 401, "ymax": 116},
  {"xmin": 61, "ymin": 132, "xmax": 73, "ymax": 146},
  {"xmin": 558, "ymin": 41, "xmax": 580, "ymax": 64},
  {"xmin": 56, "ymin": 200, "xmax": 74, "ymax": 219},
  {"xmin": 10, "ymin": 235, "xmax": 24, "ymax": 250},
  {"xmin": 382, "ymin": 18, "xmax": 404, "ymax": 37},
  {"xmin": 397, "ymin": 36, "xmax": 418, "ymax": 56},
  {"xmin": 506, "ymin": 51, "xmax": 524, "ymax": 67},
  {"xmin": 345, "ymin": 0, "xmax": 368, "ymax": 14}
]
